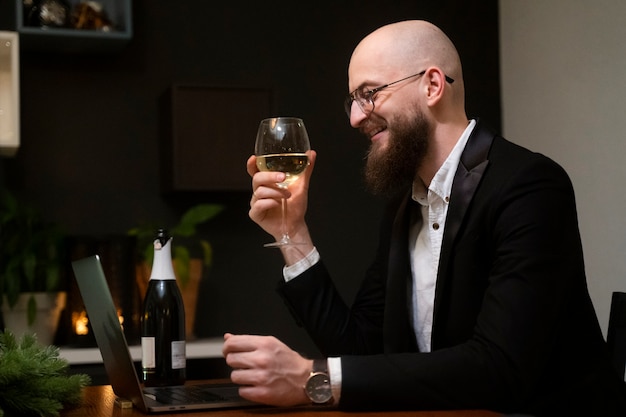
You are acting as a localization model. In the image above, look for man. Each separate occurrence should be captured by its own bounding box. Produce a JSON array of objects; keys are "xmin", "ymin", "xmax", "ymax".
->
[{"xmin": 223, "ymin": 20, "xmax": 626, "ymax": 415}]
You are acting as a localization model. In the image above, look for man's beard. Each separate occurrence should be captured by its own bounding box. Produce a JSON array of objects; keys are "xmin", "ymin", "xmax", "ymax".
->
[{"xmin": 363, "ymin": 110, "xmax": 430, "ymax": 196}]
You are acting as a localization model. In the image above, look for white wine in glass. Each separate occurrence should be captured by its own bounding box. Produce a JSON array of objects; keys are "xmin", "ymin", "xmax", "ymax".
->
[
  {"xmin": 255, "ymin": 153, "xmax": 309, "ymax": 189},
  {"xmin": 254, "ymin": 117, "xmax": 310, "ymax": 247}
]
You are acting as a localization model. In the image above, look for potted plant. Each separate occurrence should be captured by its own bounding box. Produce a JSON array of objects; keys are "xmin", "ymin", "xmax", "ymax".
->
[
  {"xmin": 128, "ymin": 203, "xmax": 224, "ymax": 338},
  {"xmin": 0, "ymin": 190, "xmax": 66, "ymax": 345}
]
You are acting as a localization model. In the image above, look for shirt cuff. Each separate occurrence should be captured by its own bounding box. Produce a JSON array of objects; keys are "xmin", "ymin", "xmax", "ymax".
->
[
  {"xmin": 328, "ymin": 357, "xmax": 342, "ymax": 403},
  {"xmin": 282, "ymin": 247, "xmax": 320, "ymax": 282}
]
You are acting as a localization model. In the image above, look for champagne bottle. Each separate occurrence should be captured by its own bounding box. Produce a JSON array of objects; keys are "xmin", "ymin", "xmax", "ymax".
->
[{"xmin": 141, "ymin": 229, "xmax": 186, "ymax": 386}]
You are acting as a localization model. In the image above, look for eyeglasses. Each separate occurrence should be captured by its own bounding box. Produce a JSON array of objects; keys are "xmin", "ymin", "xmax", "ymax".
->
[{"xmin": 344, "ymin": 70, "xmax": 455, "ymax": 117}]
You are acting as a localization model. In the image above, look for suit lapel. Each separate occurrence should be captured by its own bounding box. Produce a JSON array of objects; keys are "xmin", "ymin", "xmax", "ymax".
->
[{"xmin": 432, "ymin": 122, "xmax": 495, "ymax": 340}]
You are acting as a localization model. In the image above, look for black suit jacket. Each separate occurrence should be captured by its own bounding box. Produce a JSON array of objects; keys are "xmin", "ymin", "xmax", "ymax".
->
[{"xmin": 277, "ymin": 121, "xmax": 626, "ymax": 416}]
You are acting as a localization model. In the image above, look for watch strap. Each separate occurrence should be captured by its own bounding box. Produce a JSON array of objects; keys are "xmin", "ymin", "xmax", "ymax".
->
[{"xmin": 312, "ymin": 358, "xmax": 328, "ymax": 374}]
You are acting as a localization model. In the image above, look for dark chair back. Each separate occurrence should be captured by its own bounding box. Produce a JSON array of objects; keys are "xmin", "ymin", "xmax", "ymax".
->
[{"xmin": 607, "ymin": 291, "xmax": 626, "ymax": 380}]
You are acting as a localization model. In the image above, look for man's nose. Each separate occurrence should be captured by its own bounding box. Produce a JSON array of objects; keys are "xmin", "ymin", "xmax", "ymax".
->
[{"xmin": 348, "ymin": 101, "xmax": 367, "ymax": 127}]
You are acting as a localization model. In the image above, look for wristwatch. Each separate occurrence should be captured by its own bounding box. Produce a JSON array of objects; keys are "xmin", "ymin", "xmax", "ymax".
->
[{"xmin": 304, "ymin": 359, "xmax": 333, "ymax": 405}]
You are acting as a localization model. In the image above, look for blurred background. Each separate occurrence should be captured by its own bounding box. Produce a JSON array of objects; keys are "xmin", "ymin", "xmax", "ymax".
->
[{"xmin": 0, "ymin": 0, "xmax": 501, "ymax": 357}]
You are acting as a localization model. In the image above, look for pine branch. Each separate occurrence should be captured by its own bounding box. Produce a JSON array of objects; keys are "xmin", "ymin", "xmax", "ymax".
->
[{"xmin": 0, "ymin": 330, "xmax": 91, "ymax": 417}]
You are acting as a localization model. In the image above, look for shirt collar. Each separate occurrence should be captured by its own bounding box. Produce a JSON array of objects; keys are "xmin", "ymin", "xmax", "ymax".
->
[{"xmin": 412, "ymin": 119, "xmax": 477, "ymax": 205}]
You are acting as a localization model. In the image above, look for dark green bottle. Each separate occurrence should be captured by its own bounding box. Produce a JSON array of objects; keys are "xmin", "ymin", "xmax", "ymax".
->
[{"xmin": 140, "ymin": 229, "xmax": 186, "ymax": 386}]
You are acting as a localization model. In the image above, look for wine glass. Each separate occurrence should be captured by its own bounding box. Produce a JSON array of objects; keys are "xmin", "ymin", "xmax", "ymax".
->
[{"xmin": 254, "ymin": 117, "xmax": 311, "ymax": 247}]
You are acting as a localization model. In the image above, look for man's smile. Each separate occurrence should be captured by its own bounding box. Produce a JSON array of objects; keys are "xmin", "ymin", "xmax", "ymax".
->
[{"xmin": 361, "ymin": 121, "xmax": 387, "ymax": 141}]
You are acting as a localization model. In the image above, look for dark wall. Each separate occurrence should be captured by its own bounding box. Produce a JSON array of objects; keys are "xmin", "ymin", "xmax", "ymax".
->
[{"xmin": 1, "ymin": 0, "xmax": 500, "ymax": 355}]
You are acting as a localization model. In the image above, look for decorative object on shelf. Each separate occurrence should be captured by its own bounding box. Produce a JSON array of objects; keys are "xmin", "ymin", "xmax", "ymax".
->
[
  {"xmin": 129, "ymin": 204, "xmax": 224, "ymax": 339},
  {"xmin": 0, "ymin": 330, "xmax": 91, "ymax": 417},
  {"xmin": 70, "ymin": 1, "xmax": 113, "ymax": 31},
  {"xmin": 23, "ymin": 0, "xmax": 71, "ymax": 28},
  {"xmin": 0, "ymin": 189, "xmax": 66, "ymax": 344},
  {"xmin": 23, "ymin": 0, "xmax": 116, "ymax": 31}
]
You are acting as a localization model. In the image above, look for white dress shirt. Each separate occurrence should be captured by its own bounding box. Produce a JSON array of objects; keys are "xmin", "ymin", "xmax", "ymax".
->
[{"xmin": 409, "ymin": 119, "xmax": 475, "ymax": 351}]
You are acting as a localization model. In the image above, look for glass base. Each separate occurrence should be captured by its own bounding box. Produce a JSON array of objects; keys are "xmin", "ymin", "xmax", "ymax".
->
[{"xmin": 263, "ymin": 235, "xmax": 305, "ymax": 247}]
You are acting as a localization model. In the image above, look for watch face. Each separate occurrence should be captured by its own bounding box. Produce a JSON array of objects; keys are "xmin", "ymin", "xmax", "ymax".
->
[{"xmin": 305, "ymin": 372, "xmax": 333, "ymax": 403}]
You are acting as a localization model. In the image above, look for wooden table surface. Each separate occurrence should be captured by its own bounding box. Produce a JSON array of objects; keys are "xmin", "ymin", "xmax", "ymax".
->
[{"xmin": 61, "ymin": 384, "xmax": 503, "ymax": 417}]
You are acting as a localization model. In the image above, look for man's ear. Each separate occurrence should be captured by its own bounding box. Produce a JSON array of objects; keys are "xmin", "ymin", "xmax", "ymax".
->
[{"xmin": 423, "ymin": 67, "xmax": 447, "ymax": 106}]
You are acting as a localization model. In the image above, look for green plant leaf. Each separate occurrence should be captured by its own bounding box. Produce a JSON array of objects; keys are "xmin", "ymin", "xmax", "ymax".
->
[
  {"xmin": 45, "ymin": 265, "xmax": 60, "ymax": 291},
  {"xmin": 199, "ymin": 240, "xmax": 213, "ymax": 267},
  {"xmin": 0, "ymin": 330, "xmax": 91, "ymax": 417},
  {"xmin": 143, "ymin": 244, "xmax": 154, "ymax": 267},
  {"xmin": 0, "ymin": 191, "xmax": 17, "ymax": 216},
  {"xmin": 173, "ymin": 246, "xmax": 191, "ymax": 287},
  {"xmin": 172, "ymin": 204, "xmax": 224, "ymax": 237},
  {"xmin": 4, "ymin": 263, "xmax": 21, "ymax": 308}
]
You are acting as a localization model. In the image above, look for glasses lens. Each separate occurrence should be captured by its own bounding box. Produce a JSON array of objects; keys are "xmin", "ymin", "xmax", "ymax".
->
[{"xmin": 345, "ymin": 89, "xmax": 373, "ymax": 118}]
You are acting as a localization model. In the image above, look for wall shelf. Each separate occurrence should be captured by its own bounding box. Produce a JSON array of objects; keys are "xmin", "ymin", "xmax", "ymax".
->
[
  {"xmin": 15, "ymin": 0, "xmax": 132, "ymax": 54},
  {"xmin": 0, "ymin": 31, "xmax": 19, "ymax": 156}
]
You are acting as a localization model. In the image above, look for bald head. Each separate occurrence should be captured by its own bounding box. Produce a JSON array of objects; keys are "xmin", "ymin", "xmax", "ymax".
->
[
  {"xmin": 347, "ymin": 20, "xmax": 465, "ymax": 123},
  {"xmin": 349, "ymin": 20, "xmax": 462, "ymax": 88}
]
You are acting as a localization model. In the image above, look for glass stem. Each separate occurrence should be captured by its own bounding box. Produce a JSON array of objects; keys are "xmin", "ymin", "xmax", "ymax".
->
[{"xmin": 280, "ymin": 198, "xmax": 289, "ymax": 242}]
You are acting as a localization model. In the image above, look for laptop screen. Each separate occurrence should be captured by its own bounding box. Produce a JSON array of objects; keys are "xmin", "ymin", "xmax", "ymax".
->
[{"xmin": 72, "ymin": 255, "xmax": 149, "ymax": 411}]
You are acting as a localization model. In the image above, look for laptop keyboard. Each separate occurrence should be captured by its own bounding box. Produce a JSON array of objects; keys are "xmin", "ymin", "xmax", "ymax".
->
[{"xmin": 149, "ymin": 385, "xmax": 226, "ymax": 404}]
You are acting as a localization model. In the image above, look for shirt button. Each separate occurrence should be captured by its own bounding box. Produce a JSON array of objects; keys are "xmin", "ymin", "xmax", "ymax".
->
[{"xmin": 432, "ymin": 223, "xmax": 440, "ymax": 230}]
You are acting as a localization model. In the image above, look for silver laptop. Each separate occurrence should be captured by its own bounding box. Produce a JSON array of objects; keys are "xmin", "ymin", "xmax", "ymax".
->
[{"xmin": 71, "ymin": 255, "xmax": 257, "ymax": 413}]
